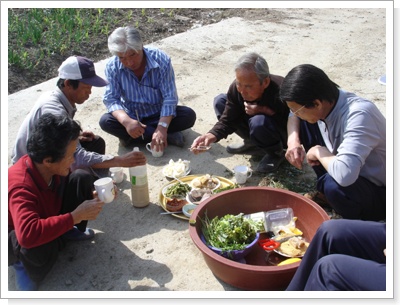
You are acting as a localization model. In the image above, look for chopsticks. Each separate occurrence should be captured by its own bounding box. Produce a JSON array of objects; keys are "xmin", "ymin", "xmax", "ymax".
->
[
  {"xmin": 160, "ymin": 211, "xmax": 183, "ymax": 215},
  {"xmin": 135, "ymin": 109, "xmax": 144, "ymax": 140}
]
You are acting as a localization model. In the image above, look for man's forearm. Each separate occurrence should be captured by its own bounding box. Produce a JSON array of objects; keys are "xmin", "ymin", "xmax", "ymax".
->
[{"xmin": 287, "ymin": 115, "xmax": 302, "ymax": 148}]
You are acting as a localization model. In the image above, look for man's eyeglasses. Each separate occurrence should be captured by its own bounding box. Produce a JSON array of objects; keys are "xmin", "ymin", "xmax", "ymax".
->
[{"xmin": 289, "ymin": 104, "xmax": 306, "ymax": 116}]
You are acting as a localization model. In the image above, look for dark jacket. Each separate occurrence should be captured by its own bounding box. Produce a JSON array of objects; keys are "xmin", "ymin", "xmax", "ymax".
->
[{"xmin": 209, "ymin": 77, "xmax": 289, "ymax": 141}]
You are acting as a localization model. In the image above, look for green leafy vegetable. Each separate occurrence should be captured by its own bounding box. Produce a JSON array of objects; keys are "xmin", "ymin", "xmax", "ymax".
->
[
  {"xmin": 165, "ymin": 182, "xmax": 191, "ymax": 197},
  {"xmin": 201, "ymin": 212, "xmax": 260, "ymax": 251},
  {"xmin": 213, "ymin": 184, "xmax": 239, "ymax": 193}
]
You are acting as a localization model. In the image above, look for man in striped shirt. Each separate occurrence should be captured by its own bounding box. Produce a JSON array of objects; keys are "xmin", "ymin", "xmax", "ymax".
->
[{"xmin": 99, "ymin": 26, "xmax": 196, "ymax": 152}]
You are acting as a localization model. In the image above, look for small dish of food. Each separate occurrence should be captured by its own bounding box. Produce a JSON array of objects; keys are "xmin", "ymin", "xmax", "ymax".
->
[
  {"xmin": 162, "ymin": 159, "xmax": 191, "ymax": 178},
  {"xmin": 166, "ymin": 197, "xmax": 188, "ymax": 212},
  {"xmin": 162, "ymin": 182, "xmax": 192, "ymax": 199},
  {"xmin": 182, "ymin": 203, "xmax": 197, "ymax": 218},
  {"xmin": 190, "ymin": 174, "xmax": 220, "ymax": 191},
  {"xmin": 186, "ymin": 188, "xmax": 213, "ymax": 205},
  {"xmin": 274, "ymin": 236, "xmax": 309, "ymax": 258}
]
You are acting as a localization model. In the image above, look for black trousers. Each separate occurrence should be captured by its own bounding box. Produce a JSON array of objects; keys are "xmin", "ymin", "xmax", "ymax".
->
[
  {"xmin": 8, "ymin": 169, "xmax": 95, "ymax": 282},
  {"xmin": 99, "ymin": 106, "xmax": 196, "ymax": 144},
  {"xmin": 213, "ymin": 93, "xmax": 287, "ymax": 150},
  {"xmin": 299, "ymin": 120, "xmax": 386, "ymax": 221},
  {"xmin": 80, "ymin": 135, "xmax": 106, "ymax": 155}
]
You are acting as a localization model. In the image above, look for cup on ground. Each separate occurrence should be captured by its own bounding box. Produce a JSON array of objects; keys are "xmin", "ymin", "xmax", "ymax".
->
[
  {"xmin": 233, "ymin": 165, "xmax": 252, "ymax": 184},
  {"xmin": 146, "ymin": 143, "xmax": 164, "ymax": 157},
  {"xmin": 109, "ymin": 167, "xmax": 124, "ymax": 184},
  {"xmin": 94, "ymin": 177, "xmax": 116, "ymax": 203}
]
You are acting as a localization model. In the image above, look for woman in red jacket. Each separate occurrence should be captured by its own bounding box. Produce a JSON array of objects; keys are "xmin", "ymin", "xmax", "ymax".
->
[{"xmin": 8, "ymin": 113, "xmax": 105, "ymax": 290}]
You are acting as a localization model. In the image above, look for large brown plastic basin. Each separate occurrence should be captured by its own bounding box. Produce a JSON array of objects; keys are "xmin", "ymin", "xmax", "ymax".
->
[{"xmin": 188, "ymin": 186, "xmax": 330, "ymax": 291}]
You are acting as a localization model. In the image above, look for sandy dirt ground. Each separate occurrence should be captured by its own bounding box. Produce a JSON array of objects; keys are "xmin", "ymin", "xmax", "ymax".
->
[{"xmin": 4, "ymin": 7, "xmax": 390, "ymax": 300}]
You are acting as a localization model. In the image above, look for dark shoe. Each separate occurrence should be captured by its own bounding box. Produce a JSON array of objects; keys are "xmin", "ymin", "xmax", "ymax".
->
[
  {"xmin": 227, "ymin": 140, "xmax": 259, "ymax": 154},
  {"xmin": 304, "ymin": 191, "xmax": 330, "ymax": 208},
  {"xmin": 63, "ymin": 227, "xmax": 95, "ymax": 241},
  {"xmin": 167, "ymin": 132, "xmax": 185, "ymax": 147},
  {"xmin": 256, "ymin": 152, "xmax": 285, "ymax": 173},
  {"xmin": 13, "ymin": 261, "xmax": 38, "ymax": 291}
]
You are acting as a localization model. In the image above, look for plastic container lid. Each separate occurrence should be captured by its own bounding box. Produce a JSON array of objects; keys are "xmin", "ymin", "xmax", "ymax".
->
[{"xmin": 264, "ymin": 208, "xmax": 294, "ymax": 232}]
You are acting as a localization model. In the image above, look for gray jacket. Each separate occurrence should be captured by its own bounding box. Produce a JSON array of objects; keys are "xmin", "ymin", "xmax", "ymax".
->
[
  {"xmin": 323, "ymin": 89, "xmax": 386, "ymax": 187},
  {"xmin": 11, "ymin": 88, "xmax": 113, "ymax": 172}
]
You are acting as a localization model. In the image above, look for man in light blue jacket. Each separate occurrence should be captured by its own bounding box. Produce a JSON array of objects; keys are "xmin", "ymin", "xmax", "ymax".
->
[
  {"xmin": 280, "ymin": 64, "xmax": 386, "ymax": 221},
  {"xmin": 99, "ymin": 26, "xmax": 196, "ymax": 152}
]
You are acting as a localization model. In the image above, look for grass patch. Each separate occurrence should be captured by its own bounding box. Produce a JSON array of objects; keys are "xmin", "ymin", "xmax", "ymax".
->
[
  {"xmin": 7, "ymin": 8, "xmax": 178, "ymax": 71},
  {"xmin": 257, "ymin": 162, "xmax": 316, "ymax": 193},
  {"xmin": 223, "ymin": 157, "xmax": 316, "ymax": 195}
]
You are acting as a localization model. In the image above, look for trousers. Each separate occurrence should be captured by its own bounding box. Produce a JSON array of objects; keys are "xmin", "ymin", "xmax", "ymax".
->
[
  {"xmin": 286, "ymin": 219, "xmax": 386, "ymax": 291},
  {"xmin": 80, "ymin": 135, "xmax": 106, "ymax": 155},
  {"xmin": 213, "ymin": 93, "xmax": 287, "ymax": 150},
  {"xmin": 99, "ymin": 106, "xmax": 196, "ymax": 144},
  {"xmin": 8, "ymin": 169, "xmax": 95, "ymax": 282},
  {"xmin": 300, "ymin": 120, "xmax": 386, "ymax": 221}
]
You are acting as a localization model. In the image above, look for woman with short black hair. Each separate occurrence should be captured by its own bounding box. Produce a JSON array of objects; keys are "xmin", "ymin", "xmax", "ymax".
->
[{"xmin": 9, "ymin": 113, "xmax": 105, "ymax": 290}]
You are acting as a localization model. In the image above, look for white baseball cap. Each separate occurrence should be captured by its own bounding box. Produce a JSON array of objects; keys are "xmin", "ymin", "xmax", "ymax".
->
[{"xmin": 58, "ymin": 56, "xmax": 108, "ymax": 87}]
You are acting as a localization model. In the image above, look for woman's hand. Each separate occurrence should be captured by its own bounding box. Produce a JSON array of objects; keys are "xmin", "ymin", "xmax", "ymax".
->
[{"xmin": 70, "ymin": 194, "xmax": 105, "ymax": 224}]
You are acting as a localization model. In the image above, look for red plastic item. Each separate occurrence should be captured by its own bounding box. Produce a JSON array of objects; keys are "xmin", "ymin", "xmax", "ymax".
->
[{"xmin": 258, "ymin": 238, "xmax": 280, "ymax": 251}]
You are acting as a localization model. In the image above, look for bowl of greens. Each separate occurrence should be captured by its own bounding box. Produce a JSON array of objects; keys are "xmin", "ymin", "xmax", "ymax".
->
[
  {"xmin": 162, "ymin": 182, "xmax": 191, "ymax": 199},
  {"xmin": 200, "ymin": 213, "xmax": 262, "ymax": 262},
  {"xmin": 188, "ymin": 186, "xmax": 330, "ymax": 290}
]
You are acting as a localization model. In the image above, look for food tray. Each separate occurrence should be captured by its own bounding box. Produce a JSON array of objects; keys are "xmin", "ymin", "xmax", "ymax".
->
[{"xmin": 158, "ymin": 174, "xmax": 235, "ymax": 220}]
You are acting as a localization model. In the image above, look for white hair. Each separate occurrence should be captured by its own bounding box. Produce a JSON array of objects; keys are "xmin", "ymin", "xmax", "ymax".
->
[{"xmin": 108, "ymin": 26, "xmax": 143, "ymax": 55}]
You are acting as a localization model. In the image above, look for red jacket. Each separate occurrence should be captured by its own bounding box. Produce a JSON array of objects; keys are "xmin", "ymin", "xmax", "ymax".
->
[{"xmin": 8, "ymin": 155, "xmax": 74, "ymax": 249}]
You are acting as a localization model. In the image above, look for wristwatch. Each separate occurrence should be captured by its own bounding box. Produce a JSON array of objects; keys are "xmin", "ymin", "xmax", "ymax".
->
[{"xmin": 158, "ymin": 122, "xmax": 169, "ymax": 128}]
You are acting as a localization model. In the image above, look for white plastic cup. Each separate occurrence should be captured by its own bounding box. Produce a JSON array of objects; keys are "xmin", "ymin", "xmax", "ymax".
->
[
  {"xmin": 233, "ymin": 165, "xmax": 252, "ymax": 184},
  {"xmin": 146, "ymin": 143, "xmax": 164, "ymax": 157},
  {"xmin": 109, "ymin": 167, "xmax": 124, "ymax": 184},
  {"xmin": 94, "ymin": 177, "xmax": 116, "ymax": 203}
]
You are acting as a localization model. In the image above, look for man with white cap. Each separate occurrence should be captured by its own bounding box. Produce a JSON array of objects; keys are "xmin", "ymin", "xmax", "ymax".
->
[{"xmin": 11, "ymin": 55, "xmax": 147, "ymax": 178}]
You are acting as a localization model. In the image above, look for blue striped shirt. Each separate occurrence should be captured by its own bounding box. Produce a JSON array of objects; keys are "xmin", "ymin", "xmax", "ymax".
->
[{"xmin": 103, "ymin": 47, "xmax": 178, "ymax": 120}]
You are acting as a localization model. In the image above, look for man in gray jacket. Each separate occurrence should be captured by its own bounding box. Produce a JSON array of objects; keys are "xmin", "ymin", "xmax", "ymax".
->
[
  {"xmin": 280, "ymin": 64, "xmax": 386, "ymax": 221},
  {"xmin": 12, "ymin": 55, "xmax": 146, "ymax": 178}
]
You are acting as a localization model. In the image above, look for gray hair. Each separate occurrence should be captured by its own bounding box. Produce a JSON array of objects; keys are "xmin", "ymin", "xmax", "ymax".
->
[
  {"xmin": 234, "ymin": 52, "xmax": 270, "ymax": 83},
  {"xmin": 108, "ymin": 26, "xmax": 143, "ymax": 55}
]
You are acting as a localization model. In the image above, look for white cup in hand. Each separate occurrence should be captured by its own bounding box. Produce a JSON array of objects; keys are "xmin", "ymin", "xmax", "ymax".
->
[
  {"xmin": 146, "ymin": 143, "xmax": 164, "ymax": 157},
  {"xmin": 94, "ymin": 177, "xmax": 116, "ymax": 203},
  {"xmin": 233, "ymin": 165, "xmax": 252, "ymax": 184},
  {"xmin": 109, "ymin": 167, "xmax": 124, "ymax": 184}
]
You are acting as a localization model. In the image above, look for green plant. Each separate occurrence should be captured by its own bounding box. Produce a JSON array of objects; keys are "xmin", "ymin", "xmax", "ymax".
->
[
  {"xmin": 201, "ymin": 212, "xmax": 261, "ymax": 251},
  {"xmin": 168, "ymin": 9, "xmax": 175, "ymax": 17},
  {"xmin": 8, "ymin": 8, "xmax": 120, "ymax": 71}
]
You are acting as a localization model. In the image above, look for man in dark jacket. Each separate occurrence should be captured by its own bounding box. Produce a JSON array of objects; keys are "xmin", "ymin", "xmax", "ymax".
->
[{"xmin": 190, "ymin": 52, "xmax": 289, "ymax": 173}]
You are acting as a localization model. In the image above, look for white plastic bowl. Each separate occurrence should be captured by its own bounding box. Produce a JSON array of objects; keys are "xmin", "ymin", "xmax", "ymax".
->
[{"xmin": 182, "ymin": 203, "xmax": 198, "ymax": 218}]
